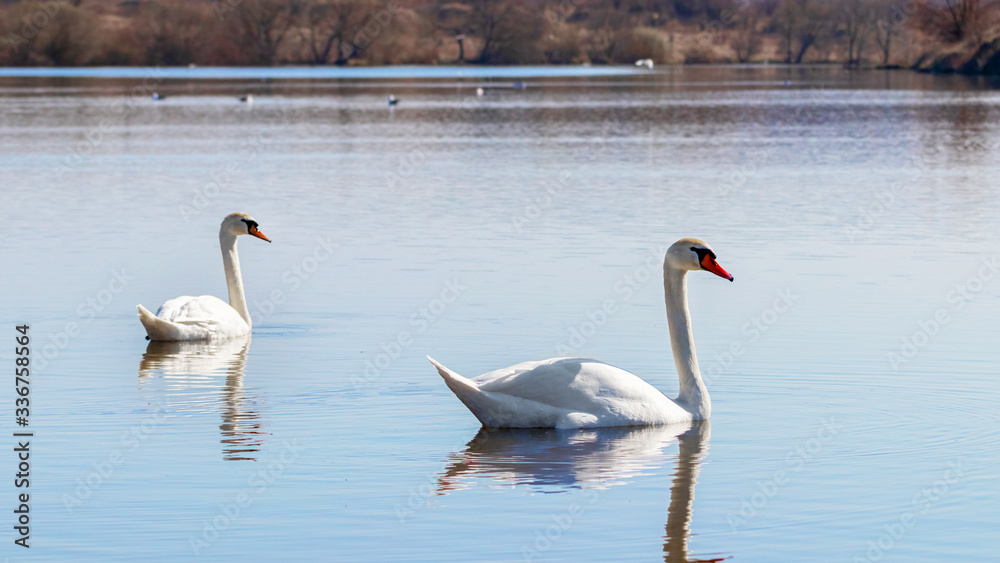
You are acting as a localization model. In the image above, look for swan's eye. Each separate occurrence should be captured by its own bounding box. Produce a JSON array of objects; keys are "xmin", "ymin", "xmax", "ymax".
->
[
  {"xmin": 690, "ymin": 247, "xmax": 717, "ymax": 262},
  {"xmin": 241, "ymin": 218, "xmax": 258, "ymax": 234}
]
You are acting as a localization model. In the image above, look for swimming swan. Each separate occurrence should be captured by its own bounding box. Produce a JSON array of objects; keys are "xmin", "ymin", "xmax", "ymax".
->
[
  {"xmin": 428, "ymin": 238, "xmax": 733, "ymax": 428},
  {"xmin": 138, "ymin": 213, "xmax": 271, "ymax": 341}
]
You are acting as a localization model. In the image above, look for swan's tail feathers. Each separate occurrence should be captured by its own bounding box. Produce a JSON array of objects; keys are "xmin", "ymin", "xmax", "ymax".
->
[
  {"xmin": 428, "ymin": 356, "xmax": 479, "ymax": 394},
  {"xmin": 138, "ymin": 305, "xmax": 179, "ymax": 341},
  {"xmin": 428, "ymin": 356, "xmax": 562, "ymax": 428},
  {"xmin": 428, "ymin": 356, "xmax": 498, "ymax": 425}
]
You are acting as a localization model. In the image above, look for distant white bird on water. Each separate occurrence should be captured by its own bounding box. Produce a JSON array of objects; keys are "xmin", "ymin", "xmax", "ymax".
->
[
  {"xmin": 388, "ymin": 95, "xmax": 398, "ymax": 106},
  {"xmin": 137, "ymin": 213, "xmax": 271, "ymax": 341},
  {"xmin": 152, "ymin": 92, "xmax": 165, "ymax": 101},
  {"xmin": 475, "ymin": 87, "xmax": 484, "ymax": 97},
  {"xmin": 635, "ymin": 59, "xmax": 654, "ymax": 70}
]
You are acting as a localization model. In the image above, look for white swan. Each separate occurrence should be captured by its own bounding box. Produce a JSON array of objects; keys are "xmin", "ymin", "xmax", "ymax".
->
[
  {"xmin": 428, "ymin": 238, "xmax": 733, "ymax": 429},
  {"xmin": 137, "ymin": 212, "xmax": 271, "ymax": 341}
]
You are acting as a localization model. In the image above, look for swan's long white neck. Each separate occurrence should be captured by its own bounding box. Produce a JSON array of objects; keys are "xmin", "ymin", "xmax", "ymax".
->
[
  {"xmin": 220, "ymin": 232, "xmax": 252, "ymax": 328},
  {"xmin": 664, "ymin": 267, "xmax": 710, "ymax": 419}
]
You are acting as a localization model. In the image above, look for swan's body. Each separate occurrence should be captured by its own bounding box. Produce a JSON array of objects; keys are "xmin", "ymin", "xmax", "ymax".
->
[
  {"xmin": 138, "ymin": 296, "xmax": 248, "ymax": 341},
  {"xmin": 138, "ymin": 212, "xmax": 270, "ymax": 341},
  {"xmin": 429, "ymin": 357, "xmax": 692, "ymax": 428},
  {"xmin": 430, "ymin": 238, "xmax": 733, "ymax": 429}
]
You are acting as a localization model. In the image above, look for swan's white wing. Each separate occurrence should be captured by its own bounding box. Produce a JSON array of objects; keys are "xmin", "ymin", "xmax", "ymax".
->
[
  {"xmin": 474, "ymin": 358, "xmax": 674, "ymax": 412},
  {"xmin": 437, "ymin": 357, "xmax": 689, "ymax": 427},
  {"xmin": 138, "ymin": 295, "xmax": 248, "ymax": 341},
  {"xmin": 156, "ymin": 295, "xmax": 243, "ymax": 325}
]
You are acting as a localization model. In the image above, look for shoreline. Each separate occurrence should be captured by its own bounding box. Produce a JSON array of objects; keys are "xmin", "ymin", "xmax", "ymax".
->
[{"xmin": 0, "ymin": 62, "xmax": 995, "ymax": 80}]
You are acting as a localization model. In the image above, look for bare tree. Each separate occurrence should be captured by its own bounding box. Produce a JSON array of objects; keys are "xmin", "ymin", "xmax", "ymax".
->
[
  {"xmin": 872, "ymin": 0, "xmax": 905, "ymax": 65},
  {"xmin": 136, "ymin": 1, "xmax": 212, "ymax": 66},
  {"xmin": 838, "ymin": 0, "xmax": 873, "ymax": 66},
  {"xmin": 915, "ymin": 0, "xmax": 988, "ymax": 43},
  {"xmin": 434, "ymin": 0, "xmax": 541, "ymax": 63},
  {"xmin": 300, "ymin": 0, "xmax": 373, "ymax": 65},
  {"xmin": 1, "ymin": 1, "xmax": 101, "ymax": 65},
  {"xmin": 730, "ymin": 5, "xmax": 761, "ymax": 63},
  {"xmin": 467, "ymin": 0, "xmax": 538, "ymax": 63},
  {"xmin": 431, "ymin": 0, "xmax": 473, "ymax": 62},
  {"xmin": 773, "ymin": 0, "xmax": 798, "ymax": 63},
  {"xmin": 229, "ymin": 0, "xmax": 303, "ymax": 65},
  {"xmin": 774, "ymin": 0, "xmax": 832, "ymax": 64},
  {"xmin": 797, "ymin": 2, "xmax": 831, "ymax": 63},
  {"xmin": 581, "ymin": 2, "xmax": 629, "ymax": 64}
]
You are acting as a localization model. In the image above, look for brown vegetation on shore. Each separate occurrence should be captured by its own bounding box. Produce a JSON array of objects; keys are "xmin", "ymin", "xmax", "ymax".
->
[{"xmin": 0, "ymin": 0, "xmax": 997, "ymax": 72}]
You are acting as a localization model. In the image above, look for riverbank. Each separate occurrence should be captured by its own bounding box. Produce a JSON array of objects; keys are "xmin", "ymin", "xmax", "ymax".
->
[
  {"xmin": 2, "ymin": 0, "xmax": 997, "ymax": 72},
  {"xmin": 913, "ymin": 38, "xmax": 1000, "ymax": 75}
]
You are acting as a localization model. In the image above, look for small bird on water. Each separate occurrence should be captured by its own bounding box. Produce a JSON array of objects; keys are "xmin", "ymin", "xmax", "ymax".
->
[{"xmin": 388, "ymin": 95, "xmax": 398, "ymax": 106}]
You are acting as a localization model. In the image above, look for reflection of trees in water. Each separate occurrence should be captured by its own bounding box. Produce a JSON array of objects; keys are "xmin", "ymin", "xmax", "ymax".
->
[
  {"xmin": 436, "ymin": 421, "xmax": 727, "ymax": 562},
  {"xmin": 138, "ymin": 336, "xmax": 266, "ymax": 461},
  {"xmin": 918, "ymin": 94, "xmax": 998, "ymax": 169}
]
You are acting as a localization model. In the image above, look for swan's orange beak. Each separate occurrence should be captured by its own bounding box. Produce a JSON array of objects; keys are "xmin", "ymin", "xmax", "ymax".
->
[
  {"xmin": 701, "ymin": 254, "xmax": 733, "ymax": 282},
  {"xmin": 249, "ymin": 225, "xmax": 271, "ymax": 243}
]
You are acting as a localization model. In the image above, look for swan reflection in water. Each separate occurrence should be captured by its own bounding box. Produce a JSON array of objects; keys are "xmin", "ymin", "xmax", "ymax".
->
[
  {"xmin": 438, "ymin": 422, "xmax": 726, "ymax": 562},
  {"xmin": 138, "ymin": 336, "xmax": 266, "ymax": 461}
]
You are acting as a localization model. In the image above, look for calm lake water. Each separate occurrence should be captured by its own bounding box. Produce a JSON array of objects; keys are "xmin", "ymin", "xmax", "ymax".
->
[{"xmin": 1, "ymin": 65, "xmax": 998, "ymax": 561}]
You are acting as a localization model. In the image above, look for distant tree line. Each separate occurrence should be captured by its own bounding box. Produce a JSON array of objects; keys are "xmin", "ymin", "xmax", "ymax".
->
[{"xmin": 0, "ymin": 0, "xmax": 996, "ymax": 68}]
